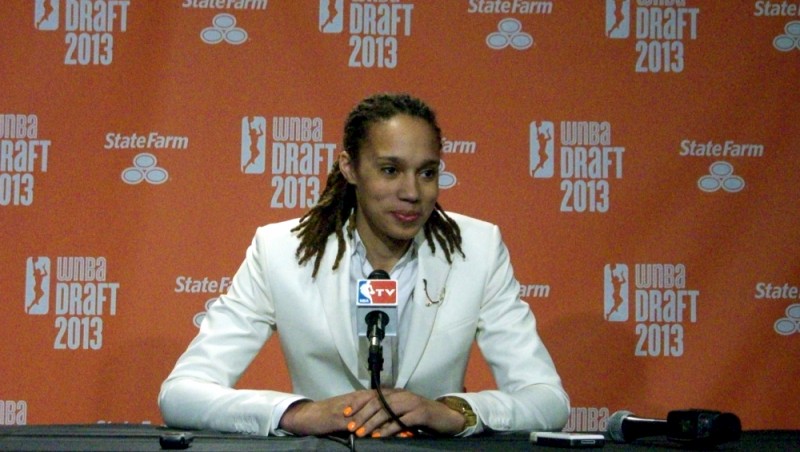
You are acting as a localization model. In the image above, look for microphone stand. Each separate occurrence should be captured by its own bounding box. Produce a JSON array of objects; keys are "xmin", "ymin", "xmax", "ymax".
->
[{"xmin": 366, "ymin": 311, "xmax": 418, "ymax": 435}]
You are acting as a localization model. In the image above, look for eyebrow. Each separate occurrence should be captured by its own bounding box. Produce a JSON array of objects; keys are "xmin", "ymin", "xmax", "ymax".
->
[{"xmin": 376, "ymin": 156, "xmax": 440, "ymax": 167}]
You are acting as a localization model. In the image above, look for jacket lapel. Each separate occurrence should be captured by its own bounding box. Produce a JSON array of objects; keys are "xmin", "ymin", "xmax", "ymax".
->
[
  {"xmin": 314, "ymin": 233, "xmax": 363, "ymax": 385},
  {"xmin": 396, "ymin": 234, "xmax": 452, "ymax": 388},
  {"xmin": 314, "ymin": 227, "xmax": 456, "ymax": 389}
]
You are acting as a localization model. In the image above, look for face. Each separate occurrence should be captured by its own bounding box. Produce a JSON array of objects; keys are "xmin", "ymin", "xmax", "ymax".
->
[{"xmin": 340, "ymin": 114, "xmax": 441, "ymax": 253}]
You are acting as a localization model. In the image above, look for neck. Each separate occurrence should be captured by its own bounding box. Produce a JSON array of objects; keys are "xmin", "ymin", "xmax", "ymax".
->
[
  {"xmin": 355, "ymin": 224, "xmax": 411, "ymax": 273},
  {"xmin": 365, "ymin": 247, "xmax": 407, "ymax": 273}
]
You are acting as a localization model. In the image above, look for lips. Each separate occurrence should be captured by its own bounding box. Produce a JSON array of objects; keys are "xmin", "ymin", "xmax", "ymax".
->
[{"xmin": 392, "ymin": 211, "xmax": 421, "ymax": 223}]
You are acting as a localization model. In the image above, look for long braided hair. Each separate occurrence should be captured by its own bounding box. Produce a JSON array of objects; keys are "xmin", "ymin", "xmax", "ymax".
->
[{"xmin": 292, "ymin": 93, "xmax": 464, "ymax": 277}]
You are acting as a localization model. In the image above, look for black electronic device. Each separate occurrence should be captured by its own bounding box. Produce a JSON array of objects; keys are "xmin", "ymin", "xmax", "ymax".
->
[
  {"xmin": 608, "ymin": 409, "xmax": 741, "ymax": 447},
  {"xmin": 159, "ymin": 431, "xmax": 194, "ymax": 450},
  {"xmin": 666, "ymin": 409, "xmax": 741, "ymax": 446}
]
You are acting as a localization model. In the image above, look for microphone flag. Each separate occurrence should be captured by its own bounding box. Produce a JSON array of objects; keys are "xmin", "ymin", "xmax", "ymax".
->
[{"xmin": 358, "ymin": 279, "xmax": 398, "ymax": 305}]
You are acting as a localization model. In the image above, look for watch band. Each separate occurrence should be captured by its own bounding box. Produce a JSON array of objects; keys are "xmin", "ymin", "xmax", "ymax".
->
[{"xmin": 439, "ymin": 396, "xmax": 478, "ymax": 429}]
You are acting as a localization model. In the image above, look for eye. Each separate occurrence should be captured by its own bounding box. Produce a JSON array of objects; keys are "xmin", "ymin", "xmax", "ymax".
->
[
  {"xmin": 420, "ymin": 167, "xmax": 438, "ymax": 179},
  {"xmin": 381, "ymin": 166, "xmax": 398, "ymax": 176}
]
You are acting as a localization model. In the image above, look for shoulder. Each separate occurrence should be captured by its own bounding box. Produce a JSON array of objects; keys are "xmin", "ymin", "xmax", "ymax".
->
[
  {"xmin": 252, "ymin": 217, "xmax": 304, "ymax": 248},
  {"xmin": 442, "ymin": 211, "xmax": 499, "ymax": 237},
  {"xmin": 437, "ymin": 211, "xmax": 507, "ymax": 261},
  {"xmin": 256, "ymin": 217, "xmax": 302, "ymax": 235}
]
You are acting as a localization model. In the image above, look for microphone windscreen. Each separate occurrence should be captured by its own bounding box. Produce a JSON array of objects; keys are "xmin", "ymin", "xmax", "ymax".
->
[
  {"xmin": 607, "ymin": 410, "xmax": 633, "ymax": 442},
  {"xmin": 368, "ymin": 270, "xmax": 390, "ymax": 280}
]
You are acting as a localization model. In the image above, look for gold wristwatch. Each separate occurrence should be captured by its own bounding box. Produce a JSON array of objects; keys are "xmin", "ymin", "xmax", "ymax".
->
[{"xmin": 439, "ymin": 396, "xmax": 477, "ymax": 429}]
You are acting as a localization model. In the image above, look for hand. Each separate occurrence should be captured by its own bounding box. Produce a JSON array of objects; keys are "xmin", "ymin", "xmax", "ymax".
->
[
  {"xmin": 345, "ymin": 389, "xmax": 466, "ymax": 438},
  {"xmin": 278, "ymin": 390, "xmax": 377, "ymax": 436}
]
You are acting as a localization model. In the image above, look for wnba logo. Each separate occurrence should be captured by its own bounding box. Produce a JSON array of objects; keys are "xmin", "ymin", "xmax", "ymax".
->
[
  {"xmin": 319, "ymin": 0, "xmax": 344, "ymax": 33},
  {"xmin": 34, "ymin": 0, "xmax": 59, "ymax": 31},
  {"xmin": 605, "ymin": 0, "xmax": 630, "ymax": 39},
  {"xmin": 25, "ymin": 257, "xmax": 51, "ymax": 315},
  {"xmin": 529, "ymin": 121, "xmax": 554, "ymax": 178},
  {"xmin": 604, "ymin": 263, "xmax": 629, "ymax": 321},
  {"xmin": 241, "ymin": 116, "xmax": 267, "ymax": 174}
]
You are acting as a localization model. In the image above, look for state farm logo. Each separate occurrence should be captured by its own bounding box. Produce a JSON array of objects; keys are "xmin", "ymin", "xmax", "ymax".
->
[
  {"xmin": 201, "ymin": 14, "xmax": 248, "ymax": 45},
  {"xmin": 121, "ymin": 153, "xmax": 169, "ymax": 185},
  {"xmin": 697, "ymin": 161, "xmax": 744, "ymax": 193},
  {"xmin": 486, "ymin": 18, "xmax": 533, "ymax": 50},
  {"xmin": 438, "ymin": 161, "xmax": 457, "ymax": 189},
  {"xmin": 775, "ymin": 304, "xmax": 800, "ymax": 335},
  {"xmin": 774, "ymin": 21, "xmax": 800, "ymax": 52}
]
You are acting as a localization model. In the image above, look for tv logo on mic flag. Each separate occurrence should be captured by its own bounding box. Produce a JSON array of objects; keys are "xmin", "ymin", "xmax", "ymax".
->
[{"xmin": 358, "ymin": 280, "xmax": 398, "ymax": 305}]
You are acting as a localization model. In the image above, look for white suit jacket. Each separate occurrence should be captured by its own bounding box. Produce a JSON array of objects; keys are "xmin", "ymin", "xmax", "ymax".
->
[{"xmin": 159, "ymin": 212, "xmax": 569, "ymax": 435}]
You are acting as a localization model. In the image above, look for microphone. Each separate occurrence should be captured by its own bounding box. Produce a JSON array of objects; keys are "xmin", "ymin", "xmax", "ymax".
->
[
  {"xmin": 608, "ymin": 409, "xmax": 741, "ymax": 446},
  {"xmin": 607, "ymin": 410, "xmax": 667, "ymax": 443},
  {"xmin": 357, "ymin": 270, "xmax": 398, "ymax": 342},
  {"xmin": 356, "ymin": 270, "xmax": 420, "ymax": 436},
  {"xmin": 366, "ymin": 310, "xmax": 388, "ymax": 347},
  {"xmin": 356, "ymin": 270, "xmax": 398, "ymax": 384}
]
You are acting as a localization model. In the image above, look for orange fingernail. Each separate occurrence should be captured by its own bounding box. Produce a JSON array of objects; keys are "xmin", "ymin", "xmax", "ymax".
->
[
  {"xmin": 343, "ymin": 406, "xmax": 353, "ymax": 416},
  {"xmin": 405, "ymin": 431, "xmax": 414, "ymax": 438},
  {"xmin": 371, "ymin": 431, "xmax": 381, "ymax": 438},
  {"xmin": 356, "ymin": 427, "xmax": 366, "ymax": 437},
  {"xmin": 398, "ymin": 432, "xmax": 408, "ymax": 438},
  {"xmin": 347, "ymin": 421, "xmax": 356, "ymax": 431}
]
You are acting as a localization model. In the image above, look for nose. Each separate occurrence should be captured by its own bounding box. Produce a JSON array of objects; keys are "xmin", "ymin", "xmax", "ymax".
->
[{"xmin": 398, "ymin": 172, "xmax": 419, "ymax": 202}]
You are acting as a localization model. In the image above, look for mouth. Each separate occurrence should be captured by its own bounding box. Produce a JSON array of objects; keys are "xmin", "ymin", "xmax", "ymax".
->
[{"xmin": 392, "ymin": 211, "xmax": 421, "ymax": 223}]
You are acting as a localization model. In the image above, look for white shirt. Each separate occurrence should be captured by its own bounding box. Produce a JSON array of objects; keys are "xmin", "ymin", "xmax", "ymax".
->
[
  {"xmin": 270, "ymin": 230, "xmax": 419, "ymax": 434},
  {"xmin": 349, "ymin": 229, "xmax": 418, "ymax": 377}
]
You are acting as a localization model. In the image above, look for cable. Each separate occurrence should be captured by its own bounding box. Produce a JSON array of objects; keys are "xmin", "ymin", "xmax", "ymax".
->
[
  {"xmin": 324, "ymin": 433, "xmax": 356, "ymax": 451},
  {"xmin": 369, "ymin": 355, "xmax": 439, "ymax": 438},
  {"xmin": 371, "ymin": 371, "xmax": 412, "ymax": 431}
]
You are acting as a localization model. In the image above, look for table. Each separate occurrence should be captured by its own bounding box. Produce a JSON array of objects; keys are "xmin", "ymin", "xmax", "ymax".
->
[{"xmin": 0, "ymin": 424, "xmax": 797, "ymax": 451}]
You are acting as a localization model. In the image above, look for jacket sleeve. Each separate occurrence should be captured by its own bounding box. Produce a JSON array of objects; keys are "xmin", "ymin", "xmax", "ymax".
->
[
  {"xmin": 158, "ymin": 227, "xmax": 301, "ymax": 435},
  {"xmin": 445, "ymin": 223, "xmax": 570, "ymax": 435}
]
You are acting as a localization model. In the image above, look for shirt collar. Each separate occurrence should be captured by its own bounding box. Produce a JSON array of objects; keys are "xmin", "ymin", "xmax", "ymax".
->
[{"xmin": 350, "ymin": 226, "xmax": 418, "ymax": 277}]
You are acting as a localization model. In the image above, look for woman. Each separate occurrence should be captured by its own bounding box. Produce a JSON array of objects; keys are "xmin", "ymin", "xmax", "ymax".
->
[{"xmin": 159, "ymin": 93, "xmax": 569, "ymax": 438}]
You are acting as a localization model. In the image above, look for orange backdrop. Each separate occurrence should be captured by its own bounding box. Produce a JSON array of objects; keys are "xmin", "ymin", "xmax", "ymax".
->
[{"xmin": 2, "ymin": 0, "xmax": 799, "ymax": 432}]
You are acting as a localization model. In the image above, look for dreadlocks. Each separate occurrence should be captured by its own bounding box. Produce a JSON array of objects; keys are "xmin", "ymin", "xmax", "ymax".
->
[{"xmin": 292, "ymin": 93, "xmax": 464, "ymax": 277}]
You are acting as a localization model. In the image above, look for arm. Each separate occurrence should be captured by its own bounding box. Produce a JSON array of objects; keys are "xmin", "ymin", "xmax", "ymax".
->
[
  {"xmin": 158, "ymin": 227, "xmax": 301, "ymax": 435},
  {"xmin": 449, "ymin": 223, "xmax": 570, "ymax": 435}
]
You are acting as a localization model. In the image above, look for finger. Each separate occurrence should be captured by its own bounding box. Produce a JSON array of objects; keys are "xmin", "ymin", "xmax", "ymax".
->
[
  {"xmin": 367, "ymin": 396, "xmax": 418, "ymax": 438},
  {"xmin": 346, "ymin": 396, "xmax": 385, "ymax": 436},
  {"xmin": 349, "ymin": 390, "xmax": 410, "ymax": 436},
  {"xmin": 373, "ymin": 415, "xmax": 413, "ymax": 439},
  {"xmin": 346, "ymin": 389, "xmax": 380, "ymax": 414},
  {"xmin": 355, "ymin": 401, "xmax": 398, "ymax": 437}
]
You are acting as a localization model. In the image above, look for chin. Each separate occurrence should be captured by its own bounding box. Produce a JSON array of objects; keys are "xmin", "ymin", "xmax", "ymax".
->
[{"xmin": 389, "ymin": 225, "xmax": 422, "ymax": 242}]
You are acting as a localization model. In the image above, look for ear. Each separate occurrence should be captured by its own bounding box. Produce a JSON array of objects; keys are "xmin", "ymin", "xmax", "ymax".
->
[{"xmin": 339, "ymin": 151, "xmax": 357, "ymax": 185}]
